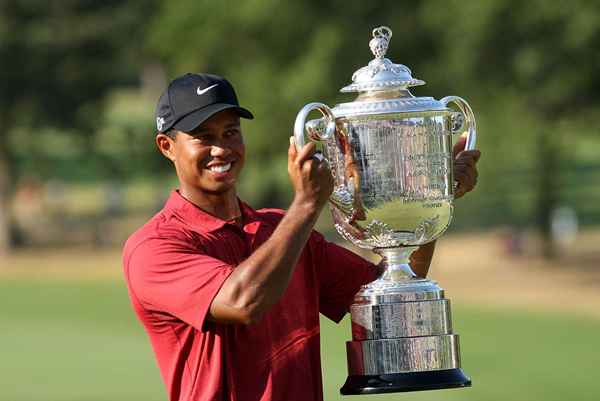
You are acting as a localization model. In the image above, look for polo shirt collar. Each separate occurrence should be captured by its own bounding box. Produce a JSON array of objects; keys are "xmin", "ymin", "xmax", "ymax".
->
[{"xmin": 164, "ymin": 190, "xmax": 263, "ymax": 234}]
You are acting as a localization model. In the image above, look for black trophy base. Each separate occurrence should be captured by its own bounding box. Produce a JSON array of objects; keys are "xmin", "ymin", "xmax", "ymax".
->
[{"xmin": 340, "ymin": 368, "xmax": 471, "ymax": 395}]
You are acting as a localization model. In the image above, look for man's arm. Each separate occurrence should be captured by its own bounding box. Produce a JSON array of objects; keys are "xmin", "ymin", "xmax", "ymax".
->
[
  {"xmin": 409, "ymin": 241, "xmax": 436, "ymax": 278},
  {"xmin": 208, "ymin": 138, "xmax": 333, "ymax": 325}
]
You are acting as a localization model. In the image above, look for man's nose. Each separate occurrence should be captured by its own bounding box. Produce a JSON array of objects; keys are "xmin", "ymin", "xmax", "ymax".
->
[{"xmin": 210, "ymin": 144, "xmax": 231, "ymax": 157}]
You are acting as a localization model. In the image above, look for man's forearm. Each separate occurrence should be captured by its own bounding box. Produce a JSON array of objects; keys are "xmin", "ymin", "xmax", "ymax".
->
[
  {"xmin": 209, "ymin": 198, "xmax": 320, "ymax": 324},
  {"xmin": 410, "ymin": 241, "xmax": 436, "ymax": 278}
]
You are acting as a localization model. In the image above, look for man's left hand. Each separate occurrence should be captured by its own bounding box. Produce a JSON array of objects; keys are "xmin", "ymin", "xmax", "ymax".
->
[{"xmin": 452, "ymin": 135, "xmax": 481, "ymax": 199}]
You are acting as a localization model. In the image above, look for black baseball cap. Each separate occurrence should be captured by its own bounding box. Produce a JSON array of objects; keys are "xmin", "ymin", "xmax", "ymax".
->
[{"xmin": 155, "ymin": 73, "xmax": 253, "ymax": 133}]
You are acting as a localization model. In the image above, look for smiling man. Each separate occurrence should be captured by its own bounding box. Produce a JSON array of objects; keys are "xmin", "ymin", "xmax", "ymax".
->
[{"xmin": 122, "ymin": 73, "xmax": 480, "ymax": 401}]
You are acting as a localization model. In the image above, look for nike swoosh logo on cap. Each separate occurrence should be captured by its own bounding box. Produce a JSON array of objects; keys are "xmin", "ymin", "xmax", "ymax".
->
[{"xmin": 197, "ymin": 83, "xmax": 218, "ymax": 96}]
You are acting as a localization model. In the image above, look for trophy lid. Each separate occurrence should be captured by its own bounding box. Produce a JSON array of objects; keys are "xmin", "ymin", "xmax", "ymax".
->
[
  {"xmin": 340, "ymin": 26, "xmax": 425, "ymax": 93},
  {"xmin": 333, "ymin": 26, "xmax": 448, "ymax": 117}
]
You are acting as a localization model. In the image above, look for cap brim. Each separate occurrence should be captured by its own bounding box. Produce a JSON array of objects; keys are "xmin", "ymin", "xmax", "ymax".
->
[{"xmin": 172, "ymin": 104, "xmax": 254, "ymax": 133}]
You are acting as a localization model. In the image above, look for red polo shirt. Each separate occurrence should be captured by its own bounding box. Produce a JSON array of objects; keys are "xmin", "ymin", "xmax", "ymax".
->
[{"xmin": 123, "ymin": 191, "xmax": 377, "ymax": 401}]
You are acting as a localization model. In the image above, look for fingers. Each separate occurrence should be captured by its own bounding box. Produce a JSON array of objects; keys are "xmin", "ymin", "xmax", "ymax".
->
[
  {"xmin": 455, "ymin": 162, "xmax": 478, "ymax": 184},
  {"xmin": 288, "ymin": 137, "xmax": 329, "ymax": 177},
  {"xmin": 454, "ymin": 162, "xmax": 478, "ymax": 199},
  {"xmin": 454, "ymin": 149, "xmax": 481, "ymax": 164},
  {"xmin": 454, "ymin": 151, "xmax": 479, "ymax": 170},
  {"xmin": 296, "ymin": 142, "xmax": 317, "ymax": 165},
  {"xmin": 289, "ymin": 139, "xmax": 320, "ymax": 176},
  {"xmin": 289, "ymin": 137, "xmax": 314, "ymax": 167},
  {"xmin": 461, "ymin": 149, "xmax": 481, "ymax": 163},
  {"xmin": 288, "ymin": 137, "xmax": 298, "ymax": 169},
  {"xmin": 452, "ymin": 134, "xmax": 481, "ymax": 163},
  {"xmin": 453, "ymin": 147, "xmax": 480, "ymax": 199},
  {"xmin": 301, "ymin": 153, "xmax": 327, "ymax": 177},
  {"xmin": 452, "ymin": 135, "xmax": 467, "ymax": 158},
  {"xmin": 454, "ymin": 171, "xmax": 477, "ymax": 196},
  {"xmin": 288, "ymin": 137, "xmax": 318, "ymax": 160}
]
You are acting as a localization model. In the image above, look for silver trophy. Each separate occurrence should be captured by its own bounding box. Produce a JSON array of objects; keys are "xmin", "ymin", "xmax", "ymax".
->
[{"xmin": 293, "ymin": 26, "xmax": 476, "ymax": 394}]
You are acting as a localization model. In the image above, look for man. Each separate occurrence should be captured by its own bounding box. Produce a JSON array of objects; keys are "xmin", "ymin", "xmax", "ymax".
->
[{"xmin": 123, "ymin": 73, "xmax": 480, "ymax": 401}]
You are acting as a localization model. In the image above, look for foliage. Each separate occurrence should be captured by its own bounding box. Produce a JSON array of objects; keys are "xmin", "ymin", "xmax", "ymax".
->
[
  {"xmin": 1, "ymin": 0, "xmax": 600, "ymax": 250},
  {"xmin": 0, "ymin": 0, "xmax": 159, "ymax": 250},
  {"xmin": 0, "ymin": 1, "xmax": 153, "ymax": 130},
  {"xmin": 147, "ymin": 0, "xmax": 600, "ymax": 230}
]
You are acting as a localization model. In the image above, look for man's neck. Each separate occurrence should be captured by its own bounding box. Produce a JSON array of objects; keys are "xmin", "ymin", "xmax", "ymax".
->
[{"xmin": 179, "ymin": 187, "xmax": 241, "ymax": 222}]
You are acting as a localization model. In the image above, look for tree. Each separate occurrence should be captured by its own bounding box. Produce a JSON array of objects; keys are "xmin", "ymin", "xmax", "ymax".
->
[
  {"xmin": 422, "ymin": 0, "xmax": 600, "ymax": 256},
  {"xmin": 146, "ymin": 0, "xmax": 599, "ymax": 257},
  {"xmin": 0, "ymin": 0, "xmax": 155, "ymax": 253}
]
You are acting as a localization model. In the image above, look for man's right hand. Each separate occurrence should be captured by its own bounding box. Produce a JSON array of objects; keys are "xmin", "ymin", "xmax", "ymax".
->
[{"xmin": 288, "ymin": 137, "xmax": 334, "ymax": 212}]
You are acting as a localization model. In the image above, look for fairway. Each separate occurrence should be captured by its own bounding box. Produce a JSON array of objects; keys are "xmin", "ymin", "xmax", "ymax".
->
[{"xmin": 1, "ymin": 277, "xmax": 599, "ymax": 401}]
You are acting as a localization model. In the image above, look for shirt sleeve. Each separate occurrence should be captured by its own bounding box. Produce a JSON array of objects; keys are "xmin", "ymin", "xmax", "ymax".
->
[
  {"xmin": 125, "ymin": 237, "xmax": 234, "ymax": 332},
  {"xmin": 309, "ymin": 231, "xmax": 379, "ymax": 323}
]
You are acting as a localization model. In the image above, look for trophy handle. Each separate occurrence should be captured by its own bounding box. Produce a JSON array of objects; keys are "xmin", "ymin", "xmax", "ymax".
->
[
  {"xmin": 440, "ymin": 96, "xmax": 477, "ymax": 151},
  {"xmin": 293, "ymin": 102, "xmax": 336, "ymax": 151}
]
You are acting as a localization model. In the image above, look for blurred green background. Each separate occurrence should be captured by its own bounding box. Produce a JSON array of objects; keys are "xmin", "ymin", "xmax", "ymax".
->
[{"xmin": 1, "ymin": 0, "xmax": 599, "ymax": 400}]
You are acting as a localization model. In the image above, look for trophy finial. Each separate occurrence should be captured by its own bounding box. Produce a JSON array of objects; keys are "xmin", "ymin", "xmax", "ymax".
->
[
  {"xmin": 369, "ymin": 26, "xmax": 392, "ymax": 59},
  {"xmin": 341, "ymin": 25, "xmax": 424, "ymax": 93}
]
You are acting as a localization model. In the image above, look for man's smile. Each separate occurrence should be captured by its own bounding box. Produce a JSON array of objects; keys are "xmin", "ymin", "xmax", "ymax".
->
[
  {"xmin": 208, "ymin": 162, "xmax": 232, "ymax": 173},
  {"xmin": 205, "ymin": 158, "xmax": 238, "ymax": 178}
]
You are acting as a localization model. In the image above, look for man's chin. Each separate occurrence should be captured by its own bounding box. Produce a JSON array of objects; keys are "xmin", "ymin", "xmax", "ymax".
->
[{"xmin": 201, "ymin": 183, "xmax": 236, "ymax": 196}]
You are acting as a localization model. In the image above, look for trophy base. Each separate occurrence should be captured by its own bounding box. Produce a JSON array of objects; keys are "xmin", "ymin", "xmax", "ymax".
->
[{"xmin": 340, "ymin": 368, "xmax": 471, "ymax": 395}]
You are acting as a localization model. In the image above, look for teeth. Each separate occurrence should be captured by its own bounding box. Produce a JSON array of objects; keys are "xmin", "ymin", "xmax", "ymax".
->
[{"xmin": 210, "ymin": 163, "xmax": 231, "ymax": 173}]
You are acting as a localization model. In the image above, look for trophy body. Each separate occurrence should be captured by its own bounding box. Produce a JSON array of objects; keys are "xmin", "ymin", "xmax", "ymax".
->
[{"xmin": 294, "ymin": 27, "xmax": 476, "ymax": 394}]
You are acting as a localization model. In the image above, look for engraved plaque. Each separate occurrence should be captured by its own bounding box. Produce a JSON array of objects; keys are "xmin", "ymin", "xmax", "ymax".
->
[{"xmin": 323, "ymin": 114, "xmax": 455, "ymax": 247}]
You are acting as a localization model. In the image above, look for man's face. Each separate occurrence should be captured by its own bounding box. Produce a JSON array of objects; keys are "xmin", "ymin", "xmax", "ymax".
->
[{"xmin": 162, "ymin": 109, "xmax": 245, "ymax": 196}]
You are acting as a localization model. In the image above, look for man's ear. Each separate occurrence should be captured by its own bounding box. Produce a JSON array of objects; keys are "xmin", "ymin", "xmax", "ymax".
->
[{"xmin": 156, "ymin": 133, "xmax": 176, "ymax": 162}]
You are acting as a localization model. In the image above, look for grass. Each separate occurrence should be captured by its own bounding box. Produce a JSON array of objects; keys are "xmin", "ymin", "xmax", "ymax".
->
[
  {"xmin": 1, "ymin": 277, "xmax": 599, "ymax": 401},
  {"xmin": 1, "ymin": 279, "xmax": 163, "ymax": 401}
]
